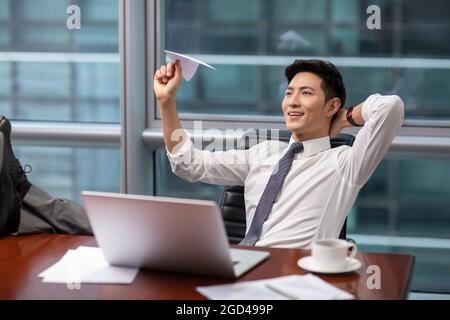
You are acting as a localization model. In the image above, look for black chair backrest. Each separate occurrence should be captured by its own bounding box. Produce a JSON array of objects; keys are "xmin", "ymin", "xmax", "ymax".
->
[
  {"xmin": 0, "ymin": 133, "xmax": 3, "ymax": 175},
  {"xmin": 220, "ymin": 130, "xmax": 355, "ymax": 244}
]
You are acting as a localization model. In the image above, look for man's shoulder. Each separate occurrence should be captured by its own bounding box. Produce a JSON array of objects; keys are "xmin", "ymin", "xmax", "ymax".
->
[
  {"xmin": 319, "ymin": 144, "xmax": 353, "ymax": 163},
  {"xmin": 328, "ymin": 144, "xmax": 352, "ymax": 156}
]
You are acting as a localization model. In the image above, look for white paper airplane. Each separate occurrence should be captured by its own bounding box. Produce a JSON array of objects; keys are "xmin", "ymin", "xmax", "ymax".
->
[{"xmin": 163, "ymin": 50, "xmax": 217, "ymax": 81}]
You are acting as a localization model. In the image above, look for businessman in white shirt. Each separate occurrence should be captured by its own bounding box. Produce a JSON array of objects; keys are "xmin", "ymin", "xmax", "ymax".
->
[{"xmin": 153, "ymin": 59, "xmax": 404, "ymax": 249}]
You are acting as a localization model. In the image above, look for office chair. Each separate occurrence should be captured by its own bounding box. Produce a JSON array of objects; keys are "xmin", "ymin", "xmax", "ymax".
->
[
  {"xmin": 220, "ymin": 129, "xmax": 356, "ymax": 244},
  {"xmin": 0, "ymin": 133, "xmax": 4, "ymax": 176}
]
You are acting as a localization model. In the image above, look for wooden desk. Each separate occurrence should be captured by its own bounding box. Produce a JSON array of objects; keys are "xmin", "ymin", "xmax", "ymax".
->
[{"xmin": 0, "ymin": 234, "xmax": 414, "ymax": 300}]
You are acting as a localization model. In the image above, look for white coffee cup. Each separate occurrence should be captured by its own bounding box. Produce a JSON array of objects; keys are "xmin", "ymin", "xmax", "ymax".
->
[{"xmin": 311, "ymin": 239, "xmax": 357, "ymax": 270}]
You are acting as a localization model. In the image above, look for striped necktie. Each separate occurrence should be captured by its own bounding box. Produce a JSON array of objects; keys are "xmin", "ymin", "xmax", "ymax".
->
[{"xmin": 240, "ymin": 141, "xmax": 303, "ymax": 246}]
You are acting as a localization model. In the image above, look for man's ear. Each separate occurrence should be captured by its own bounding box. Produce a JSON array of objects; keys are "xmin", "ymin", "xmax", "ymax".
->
[{"xmin": 326, "ymin": 98, "xmax": 341, "ymax": 117}]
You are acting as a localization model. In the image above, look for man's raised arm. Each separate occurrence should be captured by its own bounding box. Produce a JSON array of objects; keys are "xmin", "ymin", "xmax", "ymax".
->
[
  {"xmin": 331, "ymin": 94, "xmax": 405, "ymax": 187},
  {"xmin": 153, "ymin": 61, "xmax": 251, "ymax": 186},
  {"xmin": 154, "ymin": 60, "xmax": 187, "ymax": 154}
]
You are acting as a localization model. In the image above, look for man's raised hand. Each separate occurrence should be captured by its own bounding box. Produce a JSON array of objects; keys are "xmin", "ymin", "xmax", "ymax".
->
[{"xmin": 153, "ymin": 60, "xmax": 182, "ymax": 102}]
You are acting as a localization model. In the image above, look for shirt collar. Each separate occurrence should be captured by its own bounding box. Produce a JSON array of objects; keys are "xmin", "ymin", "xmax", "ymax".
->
[{"xmin": 287, "ymin": 135, "xmax": 331, "ymax": 158}]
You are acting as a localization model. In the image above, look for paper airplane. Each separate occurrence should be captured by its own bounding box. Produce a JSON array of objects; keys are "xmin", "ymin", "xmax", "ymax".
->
[{"xmin": 164, "ymin": 50, "xmax": 217, "ymax": 81}]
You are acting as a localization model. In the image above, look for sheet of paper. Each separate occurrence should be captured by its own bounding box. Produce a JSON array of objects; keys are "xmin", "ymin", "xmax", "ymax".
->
[
  {"xmin": 38, "ymin": 246, "xmax": 138, "ymax": 284},
  {"xmin": 164, "ymin": 50, "xmax": 216, "ymax": 81},
  {"xmin": 38, "ymin": 249, "xmax": 77, "ymax": 278},
  {"xmin": 196, "ymin": 274, "xmax": 354, "ymax": 300}
]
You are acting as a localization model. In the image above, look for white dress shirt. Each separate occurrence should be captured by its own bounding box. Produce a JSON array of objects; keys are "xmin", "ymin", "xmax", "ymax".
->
[{"xmin": 167, "ymin": 94, "xmax": 404, "ymax": 248}]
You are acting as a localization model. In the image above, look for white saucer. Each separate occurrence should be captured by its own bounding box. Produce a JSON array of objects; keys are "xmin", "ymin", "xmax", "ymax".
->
[{"xmin": 297, "ymin": 256, "xmax": 362, "ymax": 274}]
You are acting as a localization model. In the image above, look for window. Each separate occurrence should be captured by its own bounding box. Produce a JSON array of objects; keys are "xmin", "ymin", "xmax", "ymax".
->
[
  {"xmin": 0, "ymin": 0, "xmax": 120, "ymax": 123},
  {"xmin": 0, "ymin": 0, "xmax": 120, "ymax": 200},
  {"xmin": 16, "ymin": 146, "xmax": 120, "ymax": 204}
]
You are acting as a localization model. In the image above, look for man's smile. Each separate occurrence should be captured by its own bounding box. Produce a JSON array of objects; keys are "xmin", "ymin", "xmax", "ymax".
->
[{"xmin": 287, "ymin": 110, "xmax": 305, "ymax": 120}]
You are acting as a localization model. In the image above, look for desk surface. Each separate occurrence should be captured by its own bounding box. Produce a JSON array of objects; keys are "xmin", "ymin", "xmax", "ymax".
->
[{"xmin": 0, "ymin": 234, "xmax": 414, "ymax": 300}]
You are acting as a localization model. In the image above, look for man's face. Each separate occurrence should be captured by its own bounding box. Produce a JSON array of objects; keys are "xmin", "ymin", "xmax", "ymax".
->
[{"xmin": 282, "ymin": 72, "xmax": 334, "ymax": 140}]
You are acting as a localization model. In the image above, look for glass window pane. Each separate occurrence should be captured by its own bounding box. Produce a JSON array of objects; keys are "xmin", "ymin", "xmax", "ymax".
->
[
  {"xmin": 0, "ymin": 28, "xmax": 10, "ymax": 47},
  {"xmin": 18, "ymin": 62, "xmax": 70, "ymax": 98},
  {"xmin": 75, "ymin": 25, "xmax": 119, "ymax": 52},
  {"xmin": 399, "ymin": 247, "xmax": 450, "ymax": 293},
  {"xmin": 206, "ymin": 0, "xmax": 260, "ymax": 22},
  {"xmin": 83, "ymin": 0, "xmax": 118, "ymax": 22},
  {"xmin": 402, "ymin": 1, "xmax": 450, "ymax": 57},
  {"xmin": 76, "ymin": 101, "xmax": 119, "ymax": 123},
  {"xmin": 154, "ymin": 147, "xmax": 223, "ymax": 203},
  {"xmin": 15, "ymin": 101, "xmax": 71, "ymax": 121},
  {"xmin": 0, "ymin": 62, "xmax": 11, "ymax": 96},
  {"xmin": 331, "ymin": 0, "xmax": 359, "ymax": 23},
  {"xmin": 77, "ymin": 63, "xmax": 120, "ymax": 100},
  {"xmin": 17, "ymin": 26, "xmax": 70, "ymax": 50},
  {"xmin": 14, "ymin": 146, "xmax": 120, "ymax": 204},
  {"xmin": 274, "ymin": 0, "xmax": 326, "ymax": 23},
  {"xmin": 200, "ymin": 26, "xmax": 259, "ymax": 54},
  {"xmin": 330, "ymin": 28, "xmax": 359, "ymax": 56},
  {"xmin": 16, "ymin": 0, "xmax": 67, "ymax": 21},
  {"xmin": 0, "ymin": 0, "xmax": 9, "ymax": 20},
  {"xmin": 203, "ymin": 65, "xmax": 257, "ymax": 103},
  {"xmin": 0, "ymin": 100, "xmax": 11, "ymax": 115},
  {"xmin": 1, "ymin": 0, "xmax": 119, "ymax": 123}
]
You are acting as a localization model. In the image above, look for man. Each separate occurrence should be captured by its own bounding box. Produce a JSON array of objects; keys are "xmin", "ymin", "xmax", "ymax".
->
[
  {"xmin": 154, "ymin": 59, "xmax": 404, "ymax": 248},
  {"xmin": 0, "ymin": 115, "xmax": 92, "ymax": 237}
]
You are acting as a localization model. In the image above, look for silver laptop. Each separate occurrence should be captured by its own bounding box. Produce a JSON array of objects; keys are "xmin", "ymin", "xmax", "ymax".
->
[{"xmin": 81, "ymin": 191, "xmax": 270, "ymax": 278}]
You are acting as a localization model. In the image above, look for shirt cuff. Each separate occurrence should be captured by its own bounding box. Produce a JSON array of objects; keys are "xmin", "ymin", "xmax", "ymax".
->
[{"xmin": 361, "ymin": 93, "xmax": 381, "ymax": 122}]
